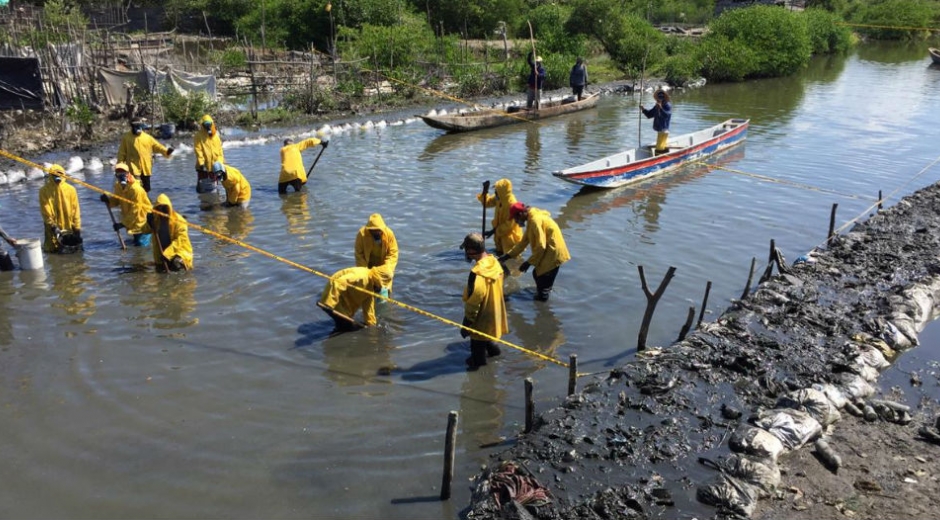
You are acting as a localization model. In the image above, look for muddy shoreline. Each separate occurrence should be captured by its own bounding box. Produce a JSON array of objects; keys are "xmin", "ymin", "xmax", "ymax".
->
[{"xmin": 464, "ymin": 183, "xmax": 940, "ymax": 519}]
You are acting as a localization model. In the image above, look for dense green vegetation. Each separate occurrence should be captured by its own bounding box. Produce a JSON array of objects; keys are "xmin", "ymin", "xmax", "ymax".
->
[{"xmin": 9, "ymin": 0, "xmax": 940, "ymax": 125}]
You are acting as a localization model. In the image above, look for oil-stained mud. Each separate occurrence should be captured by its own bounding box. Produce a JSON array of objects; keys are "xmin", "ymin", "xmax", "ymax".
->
[{"xmin": 464, "ymin": 182, "xmax": 940, "ymax": 520}]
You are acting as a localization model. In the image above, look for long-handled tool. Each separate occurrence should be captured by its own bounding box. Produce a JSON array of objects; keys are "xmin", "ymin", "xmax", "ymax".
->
[
  {"xmin": 103, "ymin": 200, "xmax": 126, "ymax": 250},
  {"xmin": 306, "ymin": 141, "xmax": 329, "ymax": 178},
  {"xmin": 480, "ymin": 180, "xmax": 490, "ymax": 247},
  {"xmin": 527, "ymin": 21, "xmax": 540, "ymax": 110}
]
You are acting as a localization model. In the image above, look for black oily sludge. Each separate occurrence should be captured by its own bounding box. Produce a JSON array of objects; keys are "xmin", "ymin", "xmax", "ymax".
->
[{"xmin": 463, "ymin": 181, "xmax": 940, "ymax": 520}]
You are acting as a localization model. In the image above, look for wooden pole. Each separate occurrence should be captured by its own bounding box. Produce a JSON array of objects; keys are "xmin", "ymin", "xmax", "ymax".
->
[
  {"xmin": 677, "ymin": 306, "xmax": 695, "ymax": 342},
  {"xmin": 759, "ymin": 239, "xmax": 777, "ymax": 284},
  {"xmin": 741, "ymin": 257, "xmax": 756, "ymax": 300},
  {"xmin": 440, "ymin": 411, "xmax": 458, "ymax": 501},
  {"xmin": 697, "ymin": 280, "xmax": 712, "ymax": 328},
  {"xmin": 524, "ymin": 378, "xmax": 534, "ymax": 433},
  {"xmin": 636, "ymin": 266, "xmax": 677, "ymax": 351},
  {"xmin": 878, "ymin": 190, "xmax": 883, "ymax": 211},
  {"xmin": 526, "ymin": 20, "xmax": 539, "ymax": 109},
  {"xmin": 828, "ymin": 203, "xmax": 838, "ymax": 243},
  {"xmin": 567, "ymin": 354, "xmax": 577, "ymax": 396}
]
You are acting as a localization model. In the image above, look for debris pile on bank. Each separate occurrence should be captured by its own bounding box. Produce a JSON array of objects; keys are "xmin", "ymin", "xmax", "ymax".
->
[{"xmin": 466, "ymin": 182, "xmax": 940, "ymax": 519}]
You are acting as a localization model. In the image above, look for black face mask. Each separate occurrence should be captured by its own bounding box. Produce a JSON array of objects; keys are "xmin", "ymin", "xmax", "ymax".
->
[
  {"xmin": 53, "ymin": 176, "xmax": 62, "ymax": 183},
  {"xmin": 116, "ymin": 172, "xmax": 128, "ymax": 185}
]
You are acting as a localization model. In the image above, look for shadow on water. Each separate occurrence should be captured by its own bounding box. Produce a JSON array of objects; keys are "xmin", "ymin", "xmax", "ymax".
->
[{"xmin": 395, "ymin": 341, "xmax": 470, "ymax": 381}]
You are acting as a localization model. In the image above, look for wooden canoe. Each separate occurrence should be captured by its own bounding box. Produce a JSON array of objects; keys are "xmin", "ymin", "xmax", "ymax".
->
[
  {"xmin": 553, "ymin": 119, "xmax": 749, "ymax": 189},
  {"xmin": 420, "ymin": 93, "xmax": 599, "ymax": 133},
  {"xmin": 930, "ymin": 47, "xmax": 940, "ymax": 65}
]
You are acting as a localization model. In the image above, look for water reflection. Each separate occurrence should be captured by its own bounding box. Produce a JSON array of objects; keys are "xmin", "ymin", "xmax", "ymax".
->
[
  {"xmin": 856, "ymin": 39, "xmax": 934, "ymax": 64},
  {"xmin": 506, "ymin": 302, "xmax": 566, "ymax": 374},
  {"xmin": 200, "ymin": 207, "xmax": 256, "ymax": 259},
  {"xmin": 321, "ymin": 329, "xmax": 395, "ymax": 389},
  {"xmin": 281, "ymin": 192, "xmax": 311, "ymax": 236},
  {"xmin": 49, "ymin": 257, "xmax": 96, "ymax": 323},
  {"xmin": 524, "ymin": 124, "xmax": 541, "ymax": 173},
  {"xmin": 127, "ymin": 272, "xmax": 199, "ymax": 330},
  {"xmin": 0, "ymin": 277, "xmax": 12, "ymax": 345},
  {"xmin": 459, "ymin": 362, "xmax": 506, "ymax": 449},
  {"xmin": 565, "ymin": 118, "xmax": 587, "ymax": 149}
]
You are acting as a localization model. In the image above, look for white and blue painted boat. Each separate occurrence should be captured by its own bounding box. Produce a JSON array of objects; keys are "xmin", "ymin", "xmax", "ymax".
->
[{"xmin": 553, "ymin": 118, "xmax": 749, "ymax": 189}]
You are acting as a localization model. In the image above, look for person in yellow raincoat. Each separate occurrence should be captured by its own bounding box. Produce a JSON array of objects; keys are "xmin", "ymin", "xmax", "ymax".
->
[
  {"xmin": 499, "ymin": 202, "xmax": 571, "ymax": 302},
  {"xmin": 148, "ymin": 193, "xmax": 193, "ymax": 272},
  {"xmin": 101, "ymin": 162, "xmax": 152, "ymax": 246},
  {"xmin": 318, "ymin": 266, "xmax": 389, "ymax": 331},
  {"xmin": 278, "ymin": 136, "xmax": 328, "ymax": 194},
  {"xmin": 460, "ymin": 232, "xmax": 508, "ymax": 369},
  {"xmin": 213, "ymin": 162, "xmax": 251, "ymax": 208},
  {"xmin": 39, "ymin": 163, "xmax": 82, "ymax": 253},
  {"xmin": 354, "ymin": 213, "xmax": 398, "ymax": 297},
  {"xmin": 476, "ymin": 178, "xmax": 523, "ymax": 255},
  {"xmin": 117, "ymin": 119, "xmax": 174, "ymax": 193},
  {"xmin": 193, "ymin": 114, "xmax": 225, "ymax": 193}
]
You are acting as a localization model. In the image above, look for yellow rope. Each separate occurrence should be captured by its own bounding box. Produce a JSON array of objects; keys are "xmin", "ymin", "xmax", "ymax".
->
[{"xmin": 0, "ymin": 147, "xmax": 569, "ymax": 368}]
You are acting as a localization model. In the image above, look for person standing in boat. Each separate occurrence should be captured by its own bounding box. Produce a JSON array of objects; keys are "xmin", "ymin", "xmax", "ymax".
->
[
  {"xmin": 526, "ymin": 51, "xmax": 546, "ymax": 110},
  {"xmin": 460, "ymin": 232, "xmax": 508, "ymax": 370},
  {"xmin": 641, "ymin": 88, "xmax": 672, "ymax": 155},
  {"xmin": 477, "ymin": 178, "xmax": 523, "ymax": 256},
  {"xmin": 498, "ymin": 202, "xmax": 571, "ymax": 302},
  {"xmin": 278, "ymin": 136, "xmax": 327, "ymax": 194},
  {"xmin": 569, "ymin": 57, "xmax": 588, "ymax": 101}
]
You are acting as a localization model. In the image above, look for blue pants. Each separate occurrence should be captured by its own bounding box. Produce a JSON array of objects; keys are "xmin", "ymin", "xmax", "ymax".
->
[{"xmin": 133, "ymin": 233, "xmax": 152, "ymax": 247}]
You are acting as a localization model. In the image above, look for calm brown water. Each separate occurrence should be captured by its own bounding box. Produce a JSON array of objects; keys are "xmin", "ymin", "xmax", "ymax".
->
[{"xmin": 3, "ymin": 41, "xmax": 940, "ymax": 518}]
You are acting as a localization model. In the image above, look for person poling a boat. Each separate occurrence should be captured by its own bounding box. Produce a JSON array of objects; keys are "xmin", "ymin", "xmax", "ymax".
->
[
  {"xmin": 213, "ymin": 162, "xmax": 251, "ymax": 209},
  {"xmin": 498, "ymin": 202, "xmax": 571, "ymax": 302},
  {"xmin": 641, "ymin": 88, "xmax": 672, "ymax": 155},
  {"xmin": 460, "ymin": 232, "xmax": 508, "ymax": 370},
  {"xmin": 101, "ymin": 162, "xmax": 153, "ymax": 247},
  {"xmin": 569, "ymin": 57, "xmax": 588, "ymax": 101},
  {"xmin": 476, "ymin": 178, "xmax": 523, "ymax": 256},
  {"xmin": 147, "ymin": 193, "xmax": 193, "ymax": 273},
  {"xmin": 526, "ymin": 51, "xmax": 546, "ymax": 110},
  {"xmin": 38, "ymin": 163, "xmax": 82, "ymax": 253},
  {"xmin": 278, "ymin": 136, "xmax": 328, "ymax": 194}
]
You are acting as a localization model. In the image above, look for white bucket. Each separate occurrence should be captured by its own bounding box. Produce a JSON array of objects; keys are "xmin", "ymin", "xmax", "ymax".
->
[{"xmin": 15, "ymin": 239, "xmax": 43, "ymax": 270}]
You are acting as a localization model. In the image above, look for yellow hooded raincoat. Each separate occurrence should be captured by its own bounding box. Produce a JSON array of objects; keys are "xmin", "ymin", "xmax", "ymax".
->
[
  {"xmin": 279, "ymin": 137, "xmax": 322, "ymax": 184},
  {"xmin": 354, "ymin": 213, "xmax": 398, "ymax": 289},
  {"xmin": 463, "ymin": 255, "xmax": 508, "ymax": 341},
  {"xmin": 151, "ymin": 194, "xmax": 194, "ymax": 270},
  {"xmin": 39, "ymin": 167, "xmax": 81, "ymax": 252},
  {"xmin": 117, "ymin": 130, "xmax": 170, "ymax": 178},
  {"xmin": 319, "ymin": 266, "xmax": 388, "ymax": 326},
  {"xmin": 194, "ymin": 115, "xmax": 224, "ymax": 172},
  {"xmin": 476, "ymin": 178, "xmax": 523, "ymax": 254},
  {"xmin": 507, "ymin": 207, "xmax": 571, "ymax": 276},
  {"xmin": 108, "ymin": 174, "xmax": 152, "ymax": 234},
  {"xmin": 220, "ymin": 164, "xmax": 251, "ymax": 205}
]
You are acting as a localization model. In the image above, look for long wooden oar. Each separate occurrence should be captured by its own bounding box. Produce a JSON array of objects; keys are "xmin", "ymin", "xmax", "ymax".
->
[
  {"xmin": 103, "ymin": 200, "xmax": 126, "ymax": 250},
  {"xmin": 480, "ymin": 180, "xmax": 490, "ymax": 247}
]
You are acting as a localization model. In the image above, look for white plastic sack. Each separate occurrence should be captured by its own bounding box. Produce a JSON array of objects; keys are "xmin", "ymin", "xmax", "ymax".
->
[
  {"xmin": 754, "ymin": 409, "xmax": 822, "ymax": 450},
  {"xmin": 710, "ymin": 453, "xmax": 781, "ymax": 498},
  {"xmin": 777, "ymin": 388, "xmax": 842, "ymax": 427},
  {"xmin": 729, "ymin": 426, "xmax": 786, "ymax": 462},
  {"xmin": 697, "ymin": 473, "xmax": 759, "ymax": 517},
  {"xmin": 836, "ymin": 372, "xmax": 876, "ymax": 400},
  {"xmin": 812, "ymin": 383, "xmax": 848, "ymax": 409}
]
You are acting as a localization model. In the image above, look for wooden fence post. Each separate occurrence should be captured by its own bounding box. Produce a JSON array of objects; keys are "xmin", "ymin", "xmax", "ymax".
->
[
  {"xmin": 524, "ymin": 378, "xmax": 534, "ymax": 433},
  {"xmin": 567, "ymin": 355, "xmax": 577, "ymax": 396},
  {"xmin": 637, "ymin": 265, "xmax": 677, "ymax": 351},
  {"xmin": 441, "ymin": 411, "xmax": 458, "ymax": 500}
]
